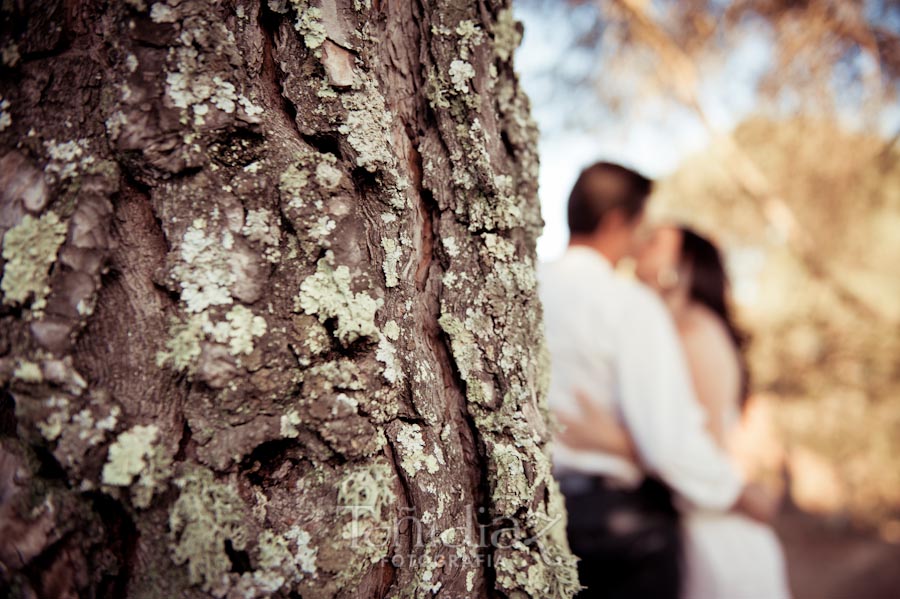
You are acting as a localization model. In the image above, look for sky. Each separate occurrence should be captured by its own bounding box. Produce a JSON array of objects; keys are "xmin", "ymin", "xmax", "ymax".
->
[
  {"xmin": 513, "ymin": 2, "xmax": 900, "ymax": 261},
  {"xmin": 514, "ymin": 2, "xmax": 772, "ymax": 259}
]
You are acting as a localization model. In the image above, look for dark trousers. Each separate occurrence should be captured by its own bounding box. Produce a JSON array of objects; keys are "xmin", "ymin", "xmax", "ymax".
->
[{"xmin": 559, "ymin": 473, "xmax": 682, "ymax": 599}]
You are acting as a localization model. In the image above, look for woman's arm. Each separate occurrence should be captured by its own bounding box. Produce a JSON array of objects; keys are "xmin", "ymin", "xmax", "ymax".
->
[
  {"xmin": 554, "ymin": 389, "xmax": 638, "ymax": 461},
  {"xmin": 680, "ymin": 309, "xmax": 741, "ymax": 448},
  {"xmin": 682, "ymin": 309, "xmax": 783, "ymax": 521}
]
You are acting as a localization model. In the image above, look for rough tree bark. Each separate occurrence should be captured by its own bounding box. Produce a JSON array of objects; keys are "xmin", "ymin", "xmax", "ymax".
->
[{"xmin": 0, "ymin": 1, "xmax": 579, "ymax": 597}]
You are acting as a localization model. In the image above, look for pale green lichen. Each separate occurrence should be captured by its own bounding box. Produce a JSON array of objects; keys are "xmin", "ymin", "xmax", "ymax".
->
[
  {"xmin": 333, "ymin": 79, "xmax": 410, "ymax": 209},
  {"xmin": 13, "ymin": 360, "xmax": 42, "ymax": 383},
  {"xmin": 104, "ymin": 110, "xmax": 128, "ymax": 142},
  {"xmin": 243, "ymin": 527, "xmax": 318, "ymax": 593},
  {"xmin": 0, "ymin": 96, "xmax": 10, "ymax": 131},
  {"xmin": 279, "ymin": 163, "xmax": 310, "ymax": 207},
  {"xmin": 493, "ymin": 8, "xmax": 523, "ymax": 62},
  {"xmin": 316, "ymin": 76, "xmax": 339, "ymax": 99},
  {"xmin": 298, "ymin": 316, "xmax": 332, "ymax": 361},
  {"xmin": 241, "ymin": 207, "xmax": 281, "ymax": 262},
  {"xmin": 453, "ymin": 127, "xmax": 527, "ymax": 231},
  {"xmin": 149, "ymin": 2, "xmax": 177, "ymax": 22},
  {"xmin": 449, "ymin": 59, "xmax": 476, "ymax": 94},
  {"xmin": 291, "ymin": 3, "xmax": 327, "ymax": 49},
  {"xmin": 383, "ymin": 319, "xmax": 400, "ymax": 341},
  {"xmin": 101, "ymin": 425, "xmax": 158, "ymax": 485},
  {"xmin": 287, "ymin": 527, "xmax": 318, "ymax": 576},
  {"xmin": 241, "ymin": 92, "xmax": 264, "ymax": 116},
  {"xmin": 438, "ymin": 310, "xmax": 496, "ymax": 406},
  {"xmin": 296, "ymin": 251, "xmax": 383, "ymax": 345},
  {"xmin": 381, "ymin": 238, "xmax": 400, "ymax": 288},
  {"xmin": 375, "ymin": 336, "xmax": 401, "ymax": 384},
  {"xmin": 206, "ymin": 305, "xmax": 268, "ymax": 356},
  {"xmin": 443, "ymin": 236, "xmax": 460, "ymax": 258},
  {"xmin": 36, "ymin": 396, "xmax": 69, "ymax": 441},
  {"xmin": 315, "ymin": 156, "xmax": 342, "ymax": 188},
  {"xmin": 73, "ymin": 403, "xmax": 120, "ymax": 448},
  {"xmin": 173, "ymin": 218, "xmax": 235, "ymax": 313},
  {"xmin": 156, "ymin": 314, "xmax": 204, "ymax": 371},
  {"xmin": 280, "ymin": 409, "xmax": 302, "ymax": 438},
  {"xmin": 338, "ymin": 83, "xmax": 395, "ymax": 173},
  {"xmin": 157, "ymin": 305, "xmax": 267, "ymax": 373},
  {"xmin": 395, "ymin": 423, "xmax": 441, "ymax": 477},
  {"xmin": 166, "ymin": 467, "xmax": 318, "ymax": 597},
  {"xmin": 425, "ymin": 67, "xmax": 452, "ymax": 110},
  {"xmin": 455, "ymin": 20, "xmax": 484, "ymax": 60},
  {"xmin": 494, "ymin": 546, "xmax": 549, "ymax": 594},
  {"xmin": 308, "ymin": 215, "xmax": 337, "ymax": 240},
  {"xmin": 483, "ymin": 232, "xmax": 516, "ymax": 261},
  {"xmin": 102, "ymin": 423, "xmax": 172, "ymax": 508},
  {"xmin": 163, "ymin": 23, "xmax": 262, "ymax": 124},
  {"xmin": 497, "ymin": 75, "xmax": 540, "ymax": 172},
  {"xmin": 336, "ymin": 459, "xmax": 394, "ymax": 560},
  {"xmin": 489, "ymin": 441, "xmax": 534, "ymax": 508},
  {"xmin": 449, "ymin": 151, "xmax": 475, "ymax": 191},
  {"xmin": 169, "ymin": 465, "xmax": 250, "ymax": 594},
  {"xmin": 302, "ymin": 358, "xmax": 364, "ymax": 393},
  {"xmin": 436, "ymin": 312, "xmax": 482, "ymax": 383},
  {"xmin": 125, "ymin": 53, "xmax": 139, "ymax": 73},
  {"xmin": 337, "ymin": 460, "xmax": 393, "ymax": 510},
  {"xmin": 432, "ymin": 23, "xmax": 453, "ymax": 36},
  {"xmin": 1, "ymin": 211, "xmax": 67, "ymax": 309},
  {"xmin": 242, "ymin": 532, "xmax": 293, "ymax": 595},
  {"xmin": 242, "ymin": 208, "xmax": 277, "ymax": 245},
  {"xmin": 44, "ymin": 138, "xmax": 95, "ymax": 180}
]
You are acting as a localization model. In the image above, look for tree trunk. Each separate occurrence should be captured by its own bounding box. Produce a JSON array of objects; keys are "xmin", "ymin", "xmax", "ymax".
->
[{"xmin": 0, "ymin": 1, "xmax": 578, "ymax": 597}]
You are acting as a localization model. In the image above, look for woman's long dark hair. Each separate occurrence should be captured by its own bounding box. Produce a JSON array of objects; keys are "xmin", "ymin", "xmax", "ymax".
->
[{"xmin": 677, "ymin": 227, "xmax": 751, "ymax": 408}]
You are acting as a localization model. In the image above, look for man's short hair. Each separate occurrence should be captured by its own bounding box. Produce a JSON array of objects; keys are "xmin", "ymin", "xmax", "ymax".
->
[{"xmin": 567, "ymin": 162, "xmax": 653, "ymax": 235}]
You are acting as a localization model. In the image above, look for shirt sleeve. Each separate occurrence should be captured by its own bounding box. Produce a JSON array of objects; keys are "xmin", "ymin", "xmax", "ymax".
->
[{"xmin": 613, "ymin": 285, "xmax": 744, "ymax": 511}]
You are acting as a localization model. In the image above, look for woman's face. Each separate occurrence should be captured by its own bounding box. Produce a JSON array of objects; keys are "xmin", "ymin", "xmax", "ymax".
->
[{"xmin": 635, "ymin": 226, "xmax": 683, "ymax": 291}]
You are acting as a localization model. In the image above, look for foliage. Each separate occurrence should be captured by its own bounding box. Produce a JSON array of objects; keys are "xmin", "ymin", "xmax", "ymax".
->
[{"xmin": 652, "ymin": 116, "xmax": 900, "ymax": 523}]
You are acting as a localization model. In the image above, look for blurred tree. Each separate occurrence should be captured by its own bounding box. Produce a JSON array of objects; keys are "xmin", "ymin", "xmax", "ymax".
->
[
  {"xmin": 561, "ymin": 0, "xmax": 900, "ymax": 318},
  {"xmin": 652, "ymin": 116, "xmax": 900, "ymax": 523}
]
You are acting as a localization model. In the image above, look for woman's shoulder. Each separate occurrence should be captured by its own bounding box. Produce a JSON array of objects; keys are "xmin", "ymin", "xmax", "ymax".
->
[
  {"xmin": 682, "ymin": 304, "xmax": 744, "ymax": 415},
  {"xmin": 681, "ymin": 304, "xmax": 742, "ymax": 381},
  {"xmin": 683, "ymin": 304, "xmax": 735, "ymax": 348}
]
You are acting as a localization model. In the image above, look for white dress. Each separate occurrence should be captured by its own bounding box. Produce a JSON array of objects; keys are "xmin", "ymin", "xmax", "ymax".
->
[{"xmin": 682, "ymin": 406, "xmax": 791, "ymax": 599}]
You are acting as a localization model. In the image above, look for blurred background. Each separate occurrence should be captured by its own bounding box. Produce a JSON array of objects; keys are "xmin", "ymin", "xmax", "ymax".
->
[{"xmin": 514, "ymin": 1, "xmax": 900, "ymax": 597}]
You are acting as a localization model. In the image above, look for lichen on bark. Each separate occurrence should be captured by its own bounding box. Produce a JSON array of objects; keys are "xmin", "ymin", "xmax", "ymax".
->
[
  {"xmin": 1, "ymin": 211, "xmax": 68, "ymax": 310},
  {"xmin": 0, "ymin": 0, "xmax": 577, "ymax": 596}
]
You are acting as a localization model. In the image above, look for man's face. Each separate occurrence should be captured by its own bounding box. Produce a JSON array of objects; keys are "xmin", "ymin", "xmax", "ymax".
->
[{"xmin": 621, "ymin": 208, "xmax": 647, "ymax": 257}]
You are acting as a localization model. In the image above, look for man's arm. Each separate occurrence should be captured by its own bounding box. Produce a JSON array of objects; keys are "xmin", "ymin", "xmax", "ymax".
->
[
  {"xmin": 555, "ymin": 389, "xmax": 638, "ymax": 460},
  {"xmin": 557, "ymin": 387, "xmax": 777, "ymax": 522},
  {"xmin": 614, "ymin": 287, "xmax": 743, "ymax": 511}
]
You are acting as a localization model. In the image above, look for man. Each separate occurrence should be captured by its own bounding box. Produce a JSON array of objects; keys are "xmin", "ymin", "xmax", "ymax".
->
[{"xmin": 538, "ymin": 162, "xmax": 764, "ymax": 598}]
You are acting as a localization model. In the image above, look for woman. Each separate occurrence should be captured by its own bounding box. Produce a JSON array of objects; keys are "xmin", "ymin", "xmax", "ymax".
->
[{"xmin": 558, "ymin": 225, "xmax": 790, "ymax": 599}]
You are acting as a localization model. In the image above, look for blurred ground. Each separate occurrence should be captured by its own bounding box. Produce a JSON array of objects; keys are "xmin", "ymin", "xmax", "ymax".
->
[
  {"xmin": 735, "ymin": 395, "xmax": 900, "ymax": 599},
  {"xmin": 776, "ymin": 507, "xmax": 900, "ymax": 599}
]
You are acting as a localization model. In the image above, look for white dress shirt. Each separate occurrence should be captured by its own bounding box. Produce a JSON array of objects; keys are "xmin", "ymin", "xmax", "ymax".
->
[{"xmin": 538, "ymin": 246, "xmax": 743, "ymax": 511}]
